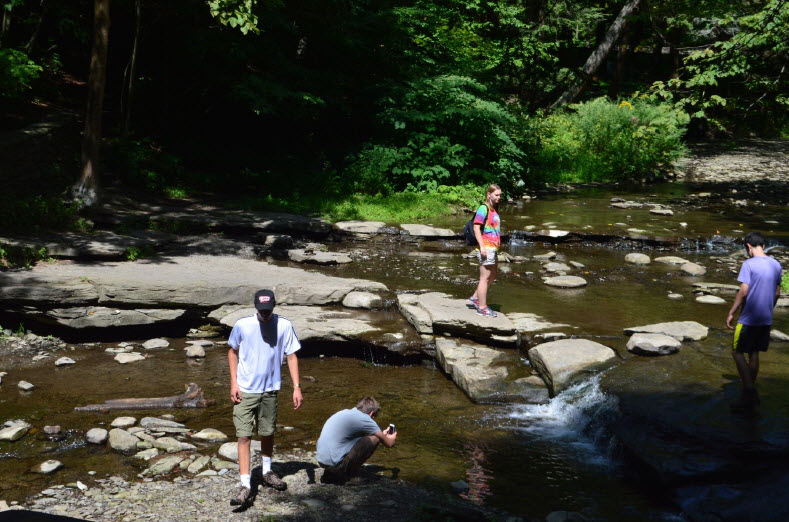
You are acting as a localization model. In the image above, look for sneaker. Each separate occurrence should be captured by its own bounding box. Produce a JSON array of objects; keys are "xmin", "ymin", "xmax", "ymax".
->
[
  {"xmin": 229, "ymin": 484, "xmax": 251, "ymax": 507},
  {"xmin": 476, "ymin": 306, "xmax": 497, "ymax": 318},
  {"xmin": 262, "ymin": 471, "xmax": 287, "ymax": 491},
  {"xmin": 466, "ymin": 296, "xmax": 479, "ymax": 309}
]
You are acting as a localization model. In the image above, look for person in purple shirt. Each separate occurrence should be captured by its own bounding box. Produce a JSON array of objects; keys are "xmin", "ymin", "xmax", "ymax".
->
[{"xmin": 726, "ymin": 232, "xmax": 783, "ymax": 410}]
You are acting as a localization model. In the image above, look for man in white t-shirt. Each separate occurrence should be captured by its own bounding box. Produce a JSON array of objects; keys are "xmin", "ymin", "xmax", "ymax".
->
[{"xmin": 228, "ymin": 289, "xmax": 303, "ymax": 507}]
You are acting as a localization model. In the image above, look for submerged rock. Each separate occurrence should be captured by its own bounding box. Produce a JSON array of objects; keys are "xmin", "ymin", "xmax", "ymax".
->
[
  {"xmin": 624, "ymin": 321, "xmax": 708, "ymax": 341},
  {"xmin": 626, "ymin": 333, "xmax": 681, "ymax": 356},
  {"xmin": 681, "ymin": 262, "xmax": 707, "ymax": 276},
  {"xmin": 543, "ymin": 276, "xmax": 587, "ymax": 288},
  {"xmin": 435, "ymin": 338, "xmax": 548, "ymax": 404},
  {"xmin": 528, "ymin": 339, "xmax": 617, "ymax": 396},
  {"xmin": 654, "ymin": 256, "xmax": 690, "ymax": 265},
  {"xmin": 696, "ymin": 295, "xmax": 726, "ymax": 305}
]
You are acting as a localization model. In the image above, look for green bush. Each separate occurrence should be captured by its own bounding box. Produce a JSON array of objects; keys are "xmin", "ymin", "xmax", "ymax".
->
[
  {"xmin": 0, "ymin": 49, "xmax": 42, "ymax": 99},
  {"xmin": 0, "ymin": 195, "xmax": 80, "ymax": 234},
  {"xmin": 782, "ymin": 272, "xmax": 789, "ymax": 294},
  {"xmin": 533, "ymin": 97, "xmax": 689, "ymax": 183},
  {"xmin": 346, "ymin": 75, "xmax": 528, "ymax": 193}
]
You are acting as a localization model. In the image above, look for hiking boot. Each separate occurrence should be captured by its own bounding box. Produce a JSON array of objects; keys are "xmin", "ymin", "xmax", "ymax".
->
[
  {"xmin": 466, "ymin": 296, "xmax": 479, "ymax": 309},
  {"xmin": 476, "ymin": 306, "xmax": 497, "ymax": 318},
  {"xmin": 229, "ymin": 484, "xmax": 252, "ymax": 507},
  {"xmin": 262, "ymin": 471, "xmax": 287, "ymax": 491}
]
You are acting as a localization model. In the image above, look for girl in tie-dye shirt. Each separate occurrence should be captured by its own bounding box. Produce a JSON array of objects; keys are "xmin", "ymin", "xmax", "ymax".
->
[{"xmin": 468, "ymin": 184, "xmax": 502, "ymax": 318}]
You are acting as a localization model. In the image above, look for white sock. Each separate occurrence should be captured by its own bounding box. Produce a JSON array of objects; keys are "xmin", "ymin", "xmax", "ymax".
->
[
  {"xmin": 261, "ymin": 456, "xmax": 272, "ymax": 474},
  {"xmin": 240, "ymin": 474, "xmax": 251, "ymax": 489}
]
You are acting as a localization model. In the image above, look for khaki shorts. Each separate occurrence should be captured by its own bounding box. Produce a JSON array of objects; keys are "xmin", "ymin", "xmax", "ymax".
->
[{"xmin": 233, "ymin": 391, "xmax": 278, "ymax": 437}]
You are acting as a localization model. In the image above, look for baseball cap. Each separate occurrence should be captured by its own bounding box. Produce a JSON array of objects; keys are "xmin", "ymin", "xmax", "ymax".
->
[{"xmin": 254, "ymin": 289, "xmax": 276, "ymax": 311}]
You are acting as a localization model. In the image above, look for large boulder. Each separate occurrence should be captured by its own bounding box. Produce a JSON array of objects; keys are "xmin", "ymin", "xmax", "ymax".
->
[
  {"xmin": 626, "ymin": 333, "xmax": 681, "ymax": 356},
  {"xmin": 435, "ymin": 338, "xmax": 548, "ymax": 404},
  {"xmin": 0, "ymin": 255, "xmax": 386, "ymax": 308},
  {"xmin": 43, "ymin": 307, "xmax": 185, "ymax": 329},
  {"xmin": 624, "ymin": 321, "xmax": 708, "ymax": 341},
  {"xmin": 108, "ymin": 428, "xmax": 140, "ymax": 453},
  {"xmin": 528, "ymin": 339, "xmax": 617, "ymax": 396},
  {"xmin": 396, "ymin": 292, "xmax": 518, "ymax": 346}
]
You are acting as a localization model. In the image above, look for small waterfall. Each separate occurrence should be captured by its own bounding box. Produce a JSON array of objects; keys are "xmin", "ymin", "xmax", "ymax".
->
[{"xmin": 501, "ymin": 375, "xmax": 620, "ymax": 466}]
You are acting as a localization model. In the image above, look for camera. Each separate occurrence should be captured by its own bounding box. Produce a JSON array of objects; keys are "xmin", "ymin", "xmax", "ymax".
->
[{"xmin": 387, "ymin": 423, "xmax": 396, "ymax": 434}]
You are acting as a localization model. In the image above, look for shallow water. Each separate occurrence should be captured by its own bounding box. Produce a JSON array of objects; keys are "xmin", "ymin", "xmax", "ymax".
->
[{"xmin": 1, "ymin": 183, "xmax": 787, "ymax": 519}]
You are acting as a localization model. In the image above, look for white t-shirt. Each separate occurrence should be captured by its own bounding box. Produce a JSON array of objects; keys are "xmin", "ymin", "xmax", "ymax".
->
[{"xmin": 228, "ymin": 314, "xmax": 301, "ymax": 393}]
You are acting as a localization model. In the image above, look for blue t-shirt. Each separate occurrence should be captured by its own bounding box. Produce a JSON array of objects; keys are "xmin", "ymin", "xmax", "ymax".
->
[
  {"xmin": 316, "ymin": 408, "xmax": 381, "ymax": 467},
  {"xmin": 737, "ymin": 256, "xmax": 782, "ymax": 326}
]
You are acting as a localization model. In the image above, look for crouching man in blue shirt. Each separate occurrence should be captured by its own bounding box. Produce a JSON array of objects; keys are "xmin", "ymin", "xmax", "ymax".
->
[{"xmin": 316, "ymin": 396, "xmax": 397, "ymax": 484}]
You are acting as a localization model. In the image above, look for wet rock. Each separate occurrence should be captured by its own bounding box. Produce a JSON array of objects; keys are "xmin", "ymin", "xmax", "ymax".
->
[
  {"xmin": 396, "ymin": 292, "xmax": 518, "ymax": 346},
  {"xmin": 143, "ymin": 338, "xmax": 170, "ymax": 349},
  {"xmin": 140, "ymin": 417, "xmax": 185, "ymax": 430},
  {"xmin": 44, "ymin": 307, "xmax": 185, "ymax": 329},
  {"xmin": 0, "ymin": 425, "xmax": 28, "ymax": 441},
  {"xmin": 543, "ymin": 262, "xmax": 572, "ymax": 273},
  {"xmin": 288, "ymin": 249, "xmax": 352, "ymax": 265},
  {"xmin": 54, "ymin": 357, "xmax": 75, "ymax": 366},
  {"xmin": 654, "ymin": 256, "xmax": 690, "ymax": 265},
  {"xmin": 260, "ymin": 233, "xmax": 293, "ymax": 249},
  {"xmin": 543, "ymin": 276, "xmax": 587, "ymax": 288},
  {"xmin": 217, "ymin": 442, "xmax": 258, "ymax": 462},
  {"xmin": 399, "ymin": 224, "xmax": 457, "ymax": 238},
  {"xmin": 772, "ymin": 329, "xmax": 789, "ymax": 342},
  {"xmin": 31, "ymin": 460, "xmax": 63, "ymax": 474},
  {"xmin": 533, "ymin": 251, "xmax": 557, "ymax": 261},
  {"xmin": 625, "ymin": 253, "xmax": 651, "ymax": 265},
  {"xmin": 111, "ymin": 416, "xmax": 137, "ymax": 428},
  {"xmin": 114, "ymin": 352, "xmax": 146, "ymax": 364},
  {"xmin": 668, "ymin": 293, "xmax": 683, "ymax": 300},
  {"xmin": 108, "ymin": 429, "xmax": 140, "ymax": 453},
  {"xmin": 534, "ymin": 332, "xmax": 568, "ymax": 343},
  {"xmin": 545, "ymin": 511, "xmax": 589, "ymax": 522},
  {"xmin": 650, "ymin": 208, "xmax": 674, "ymax": 216},
  {"xmin": 148, "ymin": 455, "xmax": 185, "ymax": 475},
  {"xmin": 334, "ymin": 221, "xmax": 386, "ymax": 236},
  {"xmin": 17, "ymin": 380, "xmax": 34, "ymax": 391},
  {"xmin": 302, "ymin": 499, "xmax": 328, "ymax": 510},
  {"xmin": 152, "ymin": 437, "xmax": 183, "ymax": 453},
  {"xmin": 626, "ymin": 333, "xmax": 681, "ymax": 356},
  {"xmin": 342, "ymin": 291, "xmax": 384, "ymax": 310},
  {"xmin": 185, "ymin": 345, "xmax": 205, "ymax": 358},
  {"xmin": 211, "ymin": 460, "xmax": 238, "ymax": 471},
  {"xmin": 624, "ymin": 321, "xmax": 708, "ymax": 341},
  {"xmin": 436, "ymin": 338, "xmax": 548, "ymax": 404},
  {"xmin": 187, "ymin": 455, "xmax": 211, "ymax": 473},
  {"xmin": 569, "ymin": 261, "xmax": 585, "ymax": 269},
  {"xmin": 42, "ymin": 425, "xmax": 63, "ymax": 438},
  {"xmin": 85, "ymin": 428, "xmax": 108, "ymax": 444},
  {"xmin": 681, "ymin": 262, "xmax": 707, "ymax": 276},
  {"xmin": 186, "ymin": 340, "xmax": 214, "ymax": 348},
  {"xmin": 528, "ymin": 339, "xmax": 617, "ymax": 396},
  {"xmin": 191, "ymin": 428, "xmax": 228, "ymax": 442},
  {"xmin": 692, "ymin": 282, "xmax": 740, "ymax": 294},
  {"xmin": 696, "ymin": 295, "xmax": 726, "ymax": 305}
]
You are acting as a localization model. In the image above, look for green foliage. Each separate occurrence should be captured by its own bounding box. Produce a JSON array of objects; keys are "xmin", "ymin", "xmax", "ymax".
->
[
  {"xmin": 125, "ymin": 245, "xmax": 155, "ymax": 262},
  {"xmin": 106, "ymin": 137, "xmax": 194, "ymax": 198},
  {"xmin": 533, "ymin": 97, "xmax": 689, "ymax": 183},
  {"xmin": 0, "ymin": 48, "xmax": 43, "ymax": 99},
  {"xmin": 0, "ymin": 195, "xmax": 81, "ymax": 234},
  {"xmin": 16, "ymin": 323, "xmax": 26, "ymax": 336},
  {"xmin": 782, "ymin": 272, "xmax": 789, "ymax": 294},
  {"xmin": 348, "ymin": 75, "xmax": 527, "ymax": 193},
  {"xmin": 207, "ymin": 0, "xmax": 260, "ymax": 35},
  {"xmin": 0, "ymin": 243, "xmax": 49, "ymax": 269}
]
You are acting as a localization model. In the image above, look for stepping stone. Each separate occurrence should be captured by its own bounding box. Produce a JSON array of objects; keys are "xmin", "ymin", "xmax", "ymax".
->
[
  {"xmin": 528, "ymin": 339, "xmax": 617, "ymax": 396},
  {"xmin": 681, "ymin": 262, "xmax": 706, "ymax": 276},
  {"xmin": 334, "ymin": 221, "xmax": 386, "ymax": 236},
  {"xmin": 625, "ymin": 253, "xmax": 650, "ymax": 265},
  {"xmin": 692, "ymin": 282, "xmax": 740, "ymax": 294},
  {"xmin": 626, "ymin": 333, "xmax": 681, "ymax": 356},
  {"xmin": 114, "ymin": 353, "xmax": 146, "ymax": 364},
  {"xmin": 86, "ymin": 428, "xmax": 108, "ymax": 444},
  {"xmin": 191, "ymin": 428, "xmax": 228, "ymax": 442},
  {"xmin": 654, "ymin": 256, "xmax": 690, "ymax": 265},
  {"xmin": 143, "ymin": 338, "xmax": 170, "ymax": 350},
  {"xmin": 624, "ymin": 321, "xmax": 708, "ymax": 341},
  {"xmin": 0, "ymin": 425, "xmax": 28, "ymax": 441},
  {"xmin": 288, "ymin": 249, "xmax": 352, "ymax": 265},
  {"xmin": 185, "ymin": 345, "xmax": 205, "ymax": 358},
  {"xmin": 111, "ymin": 416, "xmax": 136, "ymax": 428},
  {"xmin": 399, "ymin": 224, "xmax": 457, "ymax": 238},
  {"xmin": 54, "ymin": 357, "xmax": 75, "ymax": 366},
  {"xmin": 45, "ymin": 307, "xmax": 185, "ymax": 329},
  {"xmin": 772, "ymin": 329, "xmax": 789, "ymax": 342},
  {"xmin": 533, "ymin": 251, "xmax": 557, "ymax": 261},
  {"xmin": 18, "ymin": 381, "xmax": 34, "ymax": 391},
  {"xmin": 543, "ymin": 276, "xmax": 587, "ymax": 288},
  {"xmin": 696, "ymin": 295, "xmax": 726, "ymax": 304}
]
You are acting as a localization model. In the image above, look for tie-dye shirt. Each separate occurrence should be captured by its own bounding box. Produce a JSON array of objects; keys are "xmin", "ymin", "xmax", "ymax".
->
[{"xmin": 473, "ymin": 204, "xmax": 500, "ymax": 249}]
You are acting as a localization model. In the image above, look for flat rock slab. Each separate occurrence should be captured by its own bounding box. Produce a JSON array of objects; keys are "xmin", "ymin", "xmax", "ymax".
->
[
  {"xmin": 114, "ymin": 353, "xmax": 146, "ymax": 364},
  {"xmin": 696, "ymin": 295, "xmax": 726, "ymax": 304},
  {"xmin": 528, "ymin": 339, "xmax": 617, "ymax": 396},
  {"xmin": 507, "ymin": 313, "xmax": 570, "ymax": 334},
  {"xmin": 543, "ymin": 276, "xmax": 587, "ymax": 288},
  {"xmin": 334, "ymin": 221, "xmax": 386, "ymax": 235},
  {"xmin": 0, "ymin": 232, "xmax": 158, "ymax": 259},
  {"xmin": 680, "ymin": 262, "xmax": 707, "ymax": 276},
  {"xmin": 627, "ymin": 333, "xmax": 681, "ymax": 356},
  {"xmin": 0, "ymin": 255, "xmax": 386, "ymax": 308},
  {"xmin": 654, "ymin": 256, "xmax": 690, "ymax": 265},
  {"xmin": 543, "ymin": 262, "xmax": 572, "ymax": 273},
  {"xmin": 436, "ymin": 338, "xmax": 548, "ymax": 404},
  {"xmin": 650, "ymin": 209, "xmax": 674, "ymax": 216},
  {"xmin": 42, "ymin": 307, "xmax": 185, "ymax": 329},
  {"xmin": 397, "ymin": 292, "xmax": 518, "ymax": 346},
  {"xmin": 625, "ymin": 253, "xmax": 651, "ymax": 265},
  {"xmin": 288, "ymin": 249, "xmax": 352, "ymax": 265},
  {"xmin": 399, "ymin": 224, "xmax": 457, "ymax": 238},
  {"xmin": 624, "ymin": 321, "xmax": 708, "ymax": 341},
  {"xmin": 692, "ymin": 282, "xmax": 740, "ymax": 294}
]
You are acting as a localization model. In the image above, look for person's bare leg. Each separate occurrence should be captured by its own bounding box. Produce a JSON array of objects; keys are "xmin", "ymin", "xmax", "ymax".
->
[
  {"xmin": 732, "ymin": 351, "xmax": 754, "ymax": 391},
  {"xmin": 475, "ymin": 265, "xmax": 493, "ymax": 309},
  {"xmin": 237, "ymin": 436, "xmax": 251, "ymax": 476},
  {"xmin": 748, "ymin": 352, "xmax": 759, "ymax": 383},
  {"xmin": 260, "ymin": 435, "xmax": 273, "ymax": 461}
]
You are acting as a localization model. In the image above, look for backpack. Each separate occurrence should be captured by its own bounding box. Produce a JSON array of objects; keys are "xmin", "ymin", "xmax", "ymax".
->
[{"xmin": 463, "ymin": 205, "xmax": 489, "ymax": 246}]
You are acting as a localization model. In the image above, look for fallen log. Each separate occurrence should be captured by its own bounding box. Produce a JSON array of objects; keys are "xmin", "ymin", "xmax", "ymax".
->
[{"xmin": 74, "ymin": 383, "xmax": 214, "ymax": 412}]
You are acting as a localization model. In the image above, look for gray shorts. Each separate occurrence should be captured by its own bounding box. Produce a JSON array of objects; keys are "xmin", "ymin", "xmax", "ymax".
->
[{"xmin": 476, "ymin": 248, "xmax": 498, "ymax": 266}]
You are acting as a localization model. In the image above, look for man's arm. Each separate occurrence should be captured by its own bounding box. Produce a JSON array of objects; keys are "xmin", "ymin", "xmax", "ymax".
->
[
  {"xmin": 286, "ymin": 352, "xmax": 303, "ymax": 409},
  {"xmin": 726, "ymin": 283, "xmax": 750, "ymax": 329},
  {"xmin": 373, "ymin": 429, "xmax": 397, "ymax": 448},
  {"xmin": 228, "ymin": 348, "xmax": 242, "ymax": 403}
]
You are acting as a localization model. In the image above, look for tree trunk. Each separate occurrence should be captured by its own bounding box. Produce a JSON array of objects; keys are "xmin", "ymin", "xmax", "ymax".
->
[
  {"xmin": 73, "ymin": 0, "xmax": 110, "ymax": 207},
  {"xmin": 1, "ymin": 9, "xmax": 10, "ymax": 45},
  {"xmin": 551, "ymin": 0, "xmax": 642, "ymax": 109},
  {"xmin": 121, "ymin": 0, "xmax": 141, "ymax": 134},
  {"xmin": 24, "ymin": 0, "xmax": 49, "ymax": 56}
]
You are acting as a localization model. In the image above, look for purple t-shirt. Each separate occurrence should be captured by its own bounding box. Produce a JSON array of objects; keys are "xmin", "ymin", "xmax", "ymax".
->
[{"xmin": 737, "ymin": 256, "xmax": 782, "ymax": 326}]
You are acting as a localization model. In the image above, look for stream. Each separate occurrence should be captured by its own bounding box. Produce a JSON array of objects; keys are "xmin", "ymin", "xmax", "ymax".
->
[{"xmin": 1, "ymin": 183, "xmax": 787, "ymax": 520}]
